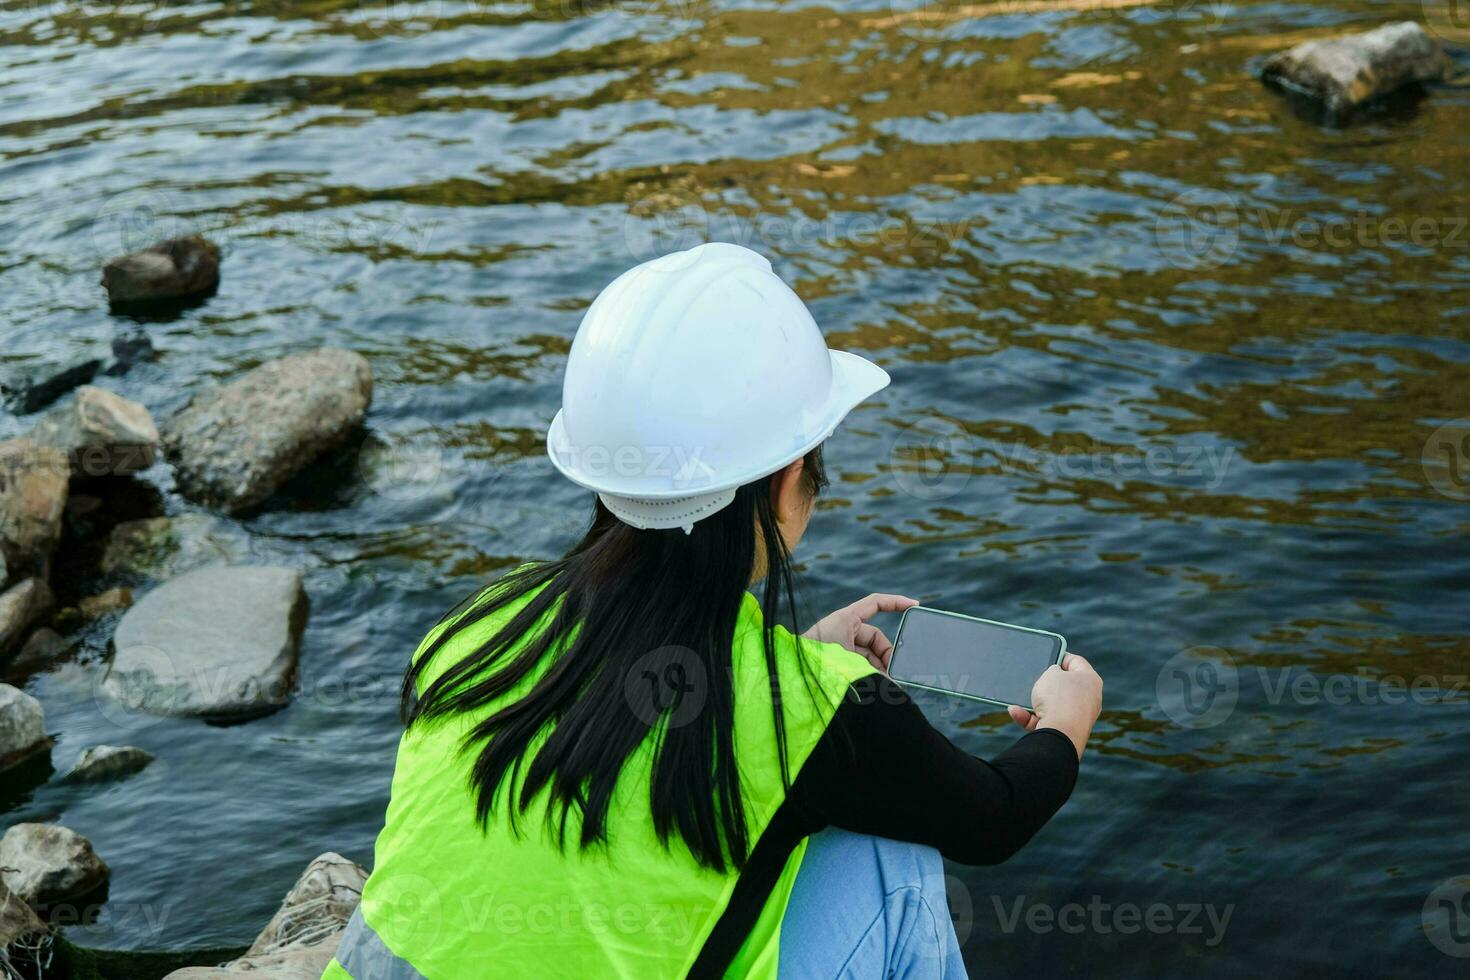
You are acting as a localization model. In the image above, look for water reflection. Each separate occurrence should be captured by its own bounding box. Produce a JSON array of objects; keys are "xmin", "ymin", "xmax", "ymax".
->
[{"xmin": 1, "ymin": 0, "xmax": 1467, "ymax": 973}]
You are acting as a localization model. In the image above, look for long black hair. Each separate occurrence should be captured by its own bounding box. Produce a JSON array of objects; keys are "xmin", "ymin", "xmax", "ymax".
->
[{"xmin": 402, "ymin": 447, "xmax": 828, "ymax": 872}]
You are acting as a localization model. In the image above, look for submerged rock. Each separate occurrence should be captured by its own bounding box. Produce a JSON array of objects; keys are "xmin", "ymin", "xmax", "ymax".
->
[
  {"xmin": 77, "ymin": 587, "xmax": 133, "ymax": 621},
  {"xmin": 105, "ymin": 565, "xmax": 308, "ymax": 720},
  {"xmin": 108, "ymin": 331, "xmax": 156, "ymax": 376},
  {"xmin": 0, "ymin": 438, "xmax": 69, "ymax": 579},
  {"xmin": 1261, "ymin": 22, "xmax": 1450, "ymax": 115},
  {"xmin": 27, "ymin": 385, "xmax": 160, "ymax": 478},
  {"xmin": 0, "ymin": 578, "xmax": 54, "ymax": 661},
  {"xmin": 9, "ymin": 627, "xmax": 73, "ymax": 674},
  {"xmin": 99, "ymin": 513, "xmax": 254, "ymax": 584},
  {"xmin": 64, "ymin": 744, "xmax": 155, "ymax": 784},
  {"xmin": 0, "ymin": 353, "xmax": 105, "ymax": 416},
  {"xmin": 101, "ymin": 235, "xmax": 220, "ymax": 305},
  {"xmin": 164, "ymin": 852, "xmax": 367, "ymax": 980},
  {"xmin": 0, "ymin": 683, "xmax": 48, "ymax": 771},
  {"xmin": 0, "ymin": 824, "xmax": 109, "ymax": 906},
  {"xmin": 163, "ymin": 349, "xmax": 373, "ymax": 514}
]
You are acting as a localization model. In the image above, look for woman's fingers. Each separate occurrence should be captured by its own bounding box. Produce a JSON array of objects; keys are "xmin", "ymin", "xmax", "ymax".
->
[
  {"xmin": 847, "ymin": 593, "xmax": 919, "ymax": 621},
  {"xmin": 1007, "ymin": 705, "xmax": 1038, "ymax": 731},
  {"xmin": 1062, "ymin": 652, "xmax": 1093, "ymax": 673},
  {"xmin": 854, "ymin": 623, "xmax": 894, "ymax": 669}
]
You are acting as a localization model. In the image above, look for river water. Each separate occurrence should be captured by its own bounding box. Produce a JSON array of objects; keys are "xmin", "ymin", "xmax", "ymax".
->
[{"xmin": 2, "ymin": 1, "xmax": 1468, "ymax": 976}]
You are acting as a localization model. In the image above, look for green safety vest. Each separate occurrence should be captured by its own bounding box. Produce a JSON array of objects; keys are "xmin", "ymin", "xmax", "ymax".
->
[{"xmin": 323, "ymin": 584, "xmax": 876, "ymax": 979}]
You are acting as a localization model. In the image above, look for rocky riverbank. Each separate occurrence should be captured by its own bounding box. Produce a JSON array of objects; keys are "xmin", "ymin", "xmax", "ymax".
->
[{"xmin": 1, "ymin": 236, "xmax": 376, "ymax": 977}]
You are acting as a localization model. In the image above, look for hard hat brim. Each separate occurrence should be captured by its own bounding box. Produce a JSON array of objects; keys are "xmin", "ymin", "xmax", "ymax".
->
[{"xmin": 546, "ymin": 347, "xmax": 889, "ymax": 501}]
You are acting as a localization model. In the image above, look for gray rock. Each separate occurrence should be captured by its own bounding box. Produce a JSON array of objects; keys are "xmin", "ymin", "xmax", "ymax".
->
[
  {"xmin": 164, "ymin": 852, "xmax": 366, "ymax": 980},
  {"xmin": 64, "ymin": 744, "xmax": 155, "ymax": 783},
  {"xmin": 0, "ymin": 439, "xmax": 69, "ymax": 579},
  {"xmin": 245, "ymin": 852, "xmax": 368, "ymax": 956},
  {"xmin": 9, "ymin": 627, "xmax": 73, "ymax": 674},
  {"xmin": 100, "ymin": 513, "xmax": 253, "ymax": 584},
  {"xmin": 0, "ymin": 824, "xmax": 109, "ymax": 906},
  {"xmin": 163, "ymin": 941, "xmax": 342, "ymax": 980},
  {"xmin": 164, "ymin": 349, "xmax": 372, "ymax": 514},
  {"xmin": 27, "ymin": 385, "xmax": 160, "ymax": 478},
  {"xmin": 105, "ymin": 565, "xmax": 307, "ymax": 720},
  {"xmin": 0, "ymin": 578, "xmax": 53, "ymax": 661},
  {"xmin": 0, "ymin": 683, "xmax": 48, "ymax": 771},
  {"xmin": 0, "ymin": 354, "xmax": 104, "ymax": 415},
  {"xmin": 1261, "ymin": 22, "xmax": 1451, "ymax": 114},
  {"xmin": 101, "ymin": 235, "xmax": 220, "ymax": 304}
]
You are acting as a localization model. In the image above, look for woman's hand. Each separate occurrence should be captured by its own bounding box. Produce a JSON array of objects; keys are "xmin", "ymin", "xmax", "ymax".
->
[
  {"xmin": 1007, "ymin": 653, "xmax": 1104, "ymax": 761},
  {"xmin": 802, "ymin": 594, "xmax": 919, "ymax": 672}
]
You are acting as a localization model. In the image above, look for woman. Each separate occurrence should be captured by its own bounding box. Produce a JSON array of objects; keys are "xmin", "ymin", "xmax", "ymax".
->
[{"xmin": 325, "ymin": 243, "xmax": 1102, "ymax": 979}]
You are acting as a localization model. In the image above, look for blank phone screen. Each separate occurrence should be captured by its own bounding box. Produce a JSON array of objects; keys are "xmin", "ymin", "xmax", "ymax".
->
[{"xmin": 890, "ymin": 608, "xmax": 1064, "ymax": 708}]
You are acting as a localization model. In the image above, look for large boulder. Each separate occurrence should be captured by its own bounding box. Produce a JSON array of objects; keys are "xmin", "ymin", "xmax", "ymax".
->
[
  {"xmin": 101, "ymin": 235, "xmax": 220, "ymax": 305},
  {"xmin": 163, "ymin": 349, "xmax": 372, "ymax": 514},
  {"xmin": 164, "ymin": 852, "xmax": 367, "ymax": 980},
  {"xmin": 27, "ymin": 385, "xmax": 160, "ymax": 478},
  {"xmin": 100, "ymin": 513, "xmax": 254, "ymax": 584},
  {"xmin": 0, "ymin": 824, "xmax": 108, "ymax": 906},
  {"xmin": 0, "ymin": 683, "xmax": 48, "ymax": 771},
  {"xmin": 105, "ymin": 565, "xmax": 307, "ymax": 720},
  {"xmin": 0, "ymin": 578, "xmax": 53, "ymax": 661},
  {"xmin": 64, "ymin": 744, "xmax": 155, "ymax": 784},
  {"xmin": 0, "ymin": 438, "xmax": 69, "ymax": 579},
  {"xmin": 1261, "ymin": 22, "xmax": 1451, "ymax": 115}
]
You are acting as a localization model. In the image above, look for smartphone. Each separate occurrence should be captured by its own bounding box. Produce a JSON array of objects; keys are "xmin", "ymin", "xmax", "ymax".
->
[{"xmin": 890, "ymin": 606, "xmax": 1067, "ymax": 711}]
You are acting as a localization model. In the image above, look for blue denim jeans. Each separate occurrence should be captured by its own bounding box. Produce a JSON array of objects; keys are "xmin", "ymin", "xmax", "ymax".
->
[{"xmin": 777, "ymin": 829, "xmax": 968, "ymax": 979}]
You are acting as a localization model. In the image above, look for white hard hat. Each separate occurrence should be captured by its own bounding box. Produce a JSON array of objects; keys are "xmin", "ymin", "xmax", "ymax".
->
[{"xmin": 546, "ymin": 242, "xmax": 889, "ymax": 532}]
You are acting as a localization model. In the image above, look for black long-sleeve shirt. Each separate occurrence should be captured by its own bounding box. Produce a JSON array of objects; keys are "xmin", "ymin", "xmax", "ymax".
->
[{"xmin": 690, "ymin": 673, "xmax": 1080, "ymax": 975}]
